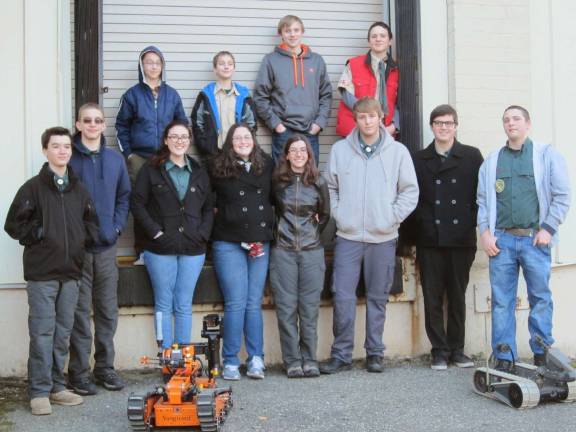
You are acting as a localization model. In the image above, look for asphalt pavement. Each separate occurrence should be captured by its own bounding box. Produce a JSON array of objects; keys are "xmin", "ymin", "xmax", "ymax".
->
[{"xmin": 3, "ymin": 359, "xmax": 575, "ymax": 432}]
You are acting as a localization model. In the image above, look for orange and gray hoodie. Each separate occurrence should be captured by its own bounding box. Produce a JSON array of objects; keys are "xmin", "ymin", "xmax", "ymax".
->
[
  {"xmin": 324, "ymin": 126, "xmax": 419, "ymax": 244},
  {"xmin": 253, "ymin": 44, "xmax": 332, "ymax": 132}
]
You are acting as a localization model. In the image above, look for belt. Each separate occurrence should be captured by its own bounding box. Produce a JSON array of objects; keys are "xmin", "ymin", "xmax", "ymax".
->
[{"xmin": 502, "ymin": 228, "xmax": 535, "ymax": 237}]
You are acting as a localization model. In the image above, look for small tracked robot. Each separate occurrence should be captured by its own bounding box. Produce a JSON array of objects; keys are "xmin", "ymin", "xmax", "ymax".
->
[
  {"xmin": 127, "ymin": 314, "xmax": 232, "ymax": 431},
  {"xmin": 473, "ymin": 336, "xmax": 576, "ymax": 409}
]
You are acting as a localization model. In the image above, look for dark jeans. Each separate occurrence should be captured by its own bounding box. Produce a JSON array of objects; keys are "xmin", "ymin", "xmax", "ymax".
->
[
  {"xmin": 417, "ymin": 247, "xmax": 476, "ymax": 357},
  {"xmin": 271, "ymin": 129, "xmax": 320, "ymax": 165}
]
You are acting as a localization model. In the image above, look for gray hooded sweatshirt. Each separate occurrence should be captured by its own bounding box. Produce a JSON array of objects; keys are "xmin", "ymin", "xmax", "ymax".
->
[
  {"xmin": 253, "ymin": 44, "xmax": 332, "ymax": 132},
  {"xmin": 324, "ymin": 126, "xmax": 419, "ymax": 243}
]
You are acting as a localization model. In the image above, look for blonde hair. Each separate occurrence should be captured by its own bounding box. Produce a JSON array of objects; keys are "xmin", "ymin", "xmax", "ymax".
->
[
  {"xmin": 353, "ymin": 97, "xmax": 384, "ymax": 118},
  {"xmin": 77, "ymin": 102, "xmax": 104, "ymax": 120},
  {"xmin": 277, "ymin": 15, "xmax": 304, "ymax": 35}
]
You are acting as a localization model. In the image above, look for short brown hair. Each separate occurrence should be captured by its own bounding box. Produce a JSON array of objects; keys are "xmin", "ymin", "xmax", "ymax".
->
[
  {"xmin": 353, "ymin": 97, "xmax": 383, "ymax": 118},
  {"xmin": 277, "ymin": 15, "xmax": 304, "ymax": 35},
  {"xmin": 212, "ymin": 51, "xmax": 235, "ymax": 68},
  {"xmin": 429, "ymin": 104, "xmax": 458, "ymax": 126},
  {"xmin": 77, "ymin": 102, "xmax": 104, "ymax": 121},
  {"xmin": 41, "ymin": 127, "xmax": 72, "ymax": 149},
  {"xmin": 503, "ymin": 105, "xmax": 530, "ymax": 122}
]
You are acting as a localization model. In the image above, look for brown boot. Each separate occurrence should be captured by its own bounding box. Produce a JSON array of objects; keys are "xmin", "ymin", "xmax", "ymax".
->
[
  {"xmin": 49, "ymin": 390, "xmax": 84, "ymax": 406},
  {"xmin": 30, "ymin": 397, "xmax": 52, "ymax": 415}
]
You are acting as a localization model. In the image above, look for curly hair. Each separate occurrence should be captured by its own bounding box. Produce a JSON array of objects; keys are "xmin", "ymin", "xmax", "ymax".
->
[{"xmin": 273, "ymin": 134, "xmax": 319, "ymax": 186}]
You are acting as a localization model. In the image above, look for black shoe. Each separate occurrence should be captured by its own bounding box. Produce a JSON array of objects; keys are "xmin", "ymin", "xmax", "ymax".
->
[
  {"xmin": 450, "ymin": 352, "xmax": 474, "ymax": 368},
  {"xmin": 302, "ymin": 362, "xmax": 320, "ymax": 378},
  {"xmin": 534, "ymin": 353, "xmax": 546, "ymax": 367},
  {"xmin": 319, "ymin": 358, "xmax": 352, "ymax": 375},
  {"xmin": 431, "ymin": 354, "xmax": 448, "ymax": 370},
  {"xmin": 94, "ymin": 369, "xmax": 124, "ymax": 391},
  {"xmin": 494, "ymin": 359, "xmax": 513, "ymax": 373},
  {"xmin": 366, "ymin": 355, "xmax": 384, "ymax": 373},
  {"xmin": 68, "ymin": 377, "xmax": 97, "ymax": 396}
]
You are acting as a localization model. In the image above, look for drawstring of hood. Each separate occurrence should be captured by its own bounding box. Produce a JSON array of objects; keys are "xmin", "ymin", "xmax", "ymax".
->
[{"xmin": 279, "ymin": 43, "xmax": 309, "ymax": 88}]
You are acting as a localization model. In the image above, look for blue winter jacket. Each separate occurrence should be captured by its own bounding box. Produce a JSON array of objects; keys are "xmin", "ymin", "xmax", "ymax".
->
[
  {"xmin": 115, "ymin": 45, "xmax": 188, "ymax": 158},
  {"xmin": 70, "ymin": 134, "xmax": 131, "ymax": 253}
]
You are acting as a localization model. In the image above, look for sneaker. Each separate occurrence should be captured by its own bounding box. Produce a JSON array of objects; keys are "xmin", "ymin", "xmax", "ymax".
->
[
  {"xmin": 450, "ymin": 352, "xmax": 474, "ymax": 368},
  {"xmin": 30, "ymin": 397, "xmax": 52, "ymax": 415},
  {"xmin": 534, "ymin": 353, "xmax": 546, "ymax": 367},
  {"xmin": 302, "ymin": 362, "xmax": 320, "ymax": 378},
  {"xmin": 94, "ymin": 369, "xmax": 125, "ymax": 391},
  {"xmin": 494, "ymin": 359, "xmax": 513, "ymax": 373},
  {"xmin": 431, "ymin": 354, "xmax": 448, "ymax": 370},
  {"xmin": 319, "ymin": 358, "xmax": 352, "ymax": 375},
  {"xmin": 246, "ymin": 356, "xmax": 265, "ymax": 380},
  {"xmin": 222, "ymin": 365, "xmax": 241, "ymax": 381},
  {"xmin": 49, "ymin": 390, "xmax": 83, "ymax": 406},
  {"xmin": 366, "ymin": 355, "xmax": 384, "ymax": 373},
  {"xmin": 68, "ymin": 377, "xmax": 97, "ymax": 396},
  {"xmin": 286, "ymin": 365, "xmax": 304, "ymax": 378},
  {"xmin": 133, "ymin": 253, "xmax": 145, "ymax": 266}
]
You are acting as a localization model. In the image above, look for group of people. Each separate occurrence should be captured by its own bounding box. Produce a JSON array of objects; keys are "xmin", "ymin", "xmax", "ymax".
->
[{"xmin": 4, "ymin": 13, "xmax": 571, "ymax": 417}]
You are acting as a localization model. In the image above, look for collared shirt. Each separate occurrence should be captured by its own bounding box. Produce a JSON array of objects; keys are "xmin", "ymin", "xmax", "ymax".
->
[
  {"xmin": 337, "ymin": 51, "xmax": 388, "ymax": 108},
  {"xmin": 495, "ymin": 138, "xmax": 539, "ymax": 229},
  {"xmin": 215, "ymin": 82, "xmax": 240, "ymax": 148},
  {"xmin": 165, "ymin": 159, "xmax": 192, "ymax": 201},
  {"xmin": 53, "ymin": 170, "xmax": 69, "ymax": 192},
  {"xmin": 359, "ymin": 133, "xmax": 381, "ymax": 158},
  {"xmin": 434, "ymin": 143, "xmax": 452, "ymax": 163}
]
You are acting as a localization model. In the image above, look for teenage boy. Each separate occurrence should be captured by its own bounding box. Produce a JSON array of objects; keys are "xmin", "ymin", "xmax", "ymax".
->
[
  {"xmin": 321, "ymin": 97, "xmax": 418, "ymax": 374},
  {"xmin": 68, "ymin": 103, "xmax": 131, "ymax": 394},
  {"xmin": 336, "ymin": 21, "xmax": 399, "ymax": 138},
  {"xmin": 477, "ymin": 105, "xmax": 570, "ymax": 371},
  {"xmin": 409, "ymin": 104, "xmax": 483, "ymax": 370},
  {"xmin": 116, "ymin": 45, "xmax": 188, "ymax": 263},
  {"xmin": 254, "ymin": 15, "xmax": 332, "ymax": 164},
  {"xmin": 5, "ymin": 127, "xmax": 99, "ymax": 415},
  {"xmin": 191, "ymin": 51, "xmax": 257, "ymax": 156}
]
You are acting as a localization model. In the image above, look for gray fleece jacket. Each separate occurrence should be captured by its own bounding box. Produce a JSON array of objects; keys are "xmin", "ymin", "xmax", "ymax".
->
[
  {"xmin": 253, "ymin": 44, "xmax": 332, "ymax": 132},
  {"xmin": 325, "ymin": 126, "xmax": 419, "ymax": 243}
]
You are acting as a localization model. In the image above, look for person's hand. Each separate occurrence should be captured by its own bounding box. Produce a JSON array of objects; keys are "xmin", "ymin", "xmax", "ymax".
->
[
  {"xmin": 275, "ymin": 124, "xmax": 287, "ymax": 134},
  {"xmin": 533, "ymin": 229, "xmax": 552, "ymax": 247},
  {"xmin": 480, "ymin": 230, "xmax": 500, "ymax": 257},
  {"xmin": 385, "ymin": 123, "xmax": 397, "ymax": 136},
  {"xmin": 308, "ymin": 123, "xmax": 321, "ymax": 135}
]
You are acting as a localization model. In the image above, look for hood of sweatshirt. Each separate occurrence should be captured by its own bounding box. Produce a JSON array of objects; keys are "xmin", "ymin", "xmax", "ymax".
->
[
  {"xmin": 274, "ymin": 44, "xmax": 312, "ymax": 87},
  {"xmin": 138, "ymin": 45, "xmax": 166, "ymax": 87}
]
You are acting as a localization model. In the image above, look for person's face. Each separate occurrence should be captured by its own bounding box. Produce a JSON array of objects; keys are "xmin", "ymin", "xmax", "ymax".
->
[
  {"xmin": 286, "ymin": 140, "xmax": 309, "ymax": 171},
  {"xmin": 232, "ymin": 127, "xmax": 254, "ymax": 160},
  {"xmin": 281, "ymin": 22, "xmax": 304, "ymax": 49},
  {"xmin": 142, "ymin": 52, "xmax": 163, "ymax": 81},
  {"xmin": 43, "ymin": 135, "xmax": 72, "ymax": 168},
  {"xmin": 431, "ymin": 114, "xmax": 457, "ymax": 143},
  {"xmin": 164, "ymin": 125, "xmax": 190, "ymax": 157},
  {"xmin": 368, "ymin": 25, "xmax": 392, "ymax": 55},
  {"xmin": 502, "ymin": 109, "xmax": 531, "ymax": 142},
  {"xmin": 356, "ymin": 111, "xmax": 382, "ymax": 138},
  {"xmin": 214, "ymin": 55, "xmax": 235, "ymax": 81},
  {"xmin": 76, "ymin": 108, "xmax": 105, "ymax": 141}
]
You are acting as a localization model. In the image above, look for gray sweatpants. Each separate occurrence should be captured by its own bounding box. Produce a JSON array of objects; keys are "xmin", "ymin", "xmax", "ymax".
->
[
  {"xmin": 69, "ymin": 246, "xmax": 119, "ymax": 380},
  {"xmin": 269, "ymin": 247, "xmax": 325, "ymax": 368},
  {"xmin": 27, "ymin": 279, "xmax": 79, "ymax": 398},
  {"xmin": 330, "ymin": 236, "xmax": 397, "ymax": 363}
]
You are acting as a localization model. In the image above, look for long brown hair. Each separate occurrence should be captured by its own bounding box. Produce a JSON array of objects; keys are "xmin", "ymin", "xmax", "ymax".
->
[
  {"xmin": 209, "ymin": 123, "xmax": 267, "ymax": 178},
  {"xmin": 273, "ymin": 134, "xmax": 319, "ymax": 186},
  {"xmin": 150, "ymin": 120, "xmax": 192, "ymax": 167}
]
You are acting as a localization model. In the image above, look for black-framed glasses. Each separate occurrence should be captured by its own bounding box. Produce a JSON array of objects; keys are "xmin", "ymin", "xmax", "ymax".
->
[
  {"xmin": 432, "ymin": 120, "xmax": 456, "ymax": 128},
  {"xmin": 167, "ymin": 135, "xmax": 190, "ymax": 142}
]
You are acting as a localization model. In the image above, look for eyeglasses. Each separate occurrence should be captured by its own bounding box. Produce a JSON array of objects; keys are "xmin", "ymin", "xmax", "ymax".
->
[
  {"xmin": 432, "ymin": 120, "xmax": 456, "ymax": 128},
  {"xmin": 167, "ymin": 135, "xmax": 190, "ymax": 142},
  {"xmin": 232, "ymin": 135, "xmax": 253, "ymax": 143},
  {"xmin": 288, "ymin": 148, "xmax": 307, "ymax": 155},
  {"xmin": 81, "ymin": 117, "xmax": 104, "ymax": 125},
  {"xmin": 143, "ymin": 61, "xmax": 162, "ymax": 67}
]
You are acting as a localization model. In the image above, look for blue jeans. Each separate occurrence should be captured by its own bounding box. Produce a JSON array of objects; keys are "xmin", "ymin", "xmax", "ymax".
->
[
  {"xmin": 144, "ymin": 251, "xmax": 205, "ymax": 348},
  {"xmin": 271, "ymin": 129, "xmax": 320, "ymax": 166},
  {"xmin": 212, "ymin": 241, "xmax": 270, "ymax": 366},
  {"xmin": 489, "ymin": 230, "xmax": 553, "ymax": 361}
]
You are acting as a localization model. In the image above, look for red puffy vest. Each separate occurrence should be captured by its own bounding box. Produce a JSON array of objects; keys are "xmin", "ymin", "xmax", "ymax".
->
[{"xmin": 336, "ymin": 54, "xmax": 399, "ymax": 137}]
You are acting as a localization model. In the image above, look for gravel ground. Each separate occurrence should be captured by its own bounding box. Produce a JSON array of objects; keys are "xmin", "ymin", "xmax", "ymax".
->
[{"xmin": 2, "ymin": 359, "xmax": 575, "ymax": 432}]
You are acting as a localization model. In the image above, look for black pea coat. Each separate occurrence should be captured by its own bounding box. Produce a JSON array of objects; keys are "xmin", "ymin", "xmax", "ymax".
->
[{"xmin": 406, "ymin": 140, "xmax": 483, "ymax": 248}]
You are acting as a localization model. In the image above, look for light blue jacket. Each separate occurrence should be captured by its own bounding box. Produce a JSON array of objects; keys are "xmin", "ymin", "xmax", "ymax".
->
[{"xmin": 477, "ymin": 140, "xmax": 571, "ymax": 244}]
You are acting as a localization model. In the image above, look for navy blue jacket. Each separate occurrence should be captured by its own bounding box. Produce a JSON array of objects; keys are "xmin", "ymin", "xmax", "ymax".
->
[
  {"xmin": 70, "ymin": 134, "xmax": 131, "ymax": 253},
  {"xmin": 115, "ymin": 45, "xmax": 188, "ymax": 158}
]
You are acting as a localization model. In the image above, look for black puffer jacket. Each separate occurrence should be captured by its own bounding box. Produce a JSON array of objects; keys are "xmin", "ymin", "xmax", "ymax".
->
[
  {"xmin": 4, "ymin": 163, "xmax": 99, "ymax": 281},
  {"xmin": 131, "ymin": 156, "xmax": 213, "ymax": 255},
  {"xmin": 273, "ymin": 174, "xmax": 330, "ymax": 251}
]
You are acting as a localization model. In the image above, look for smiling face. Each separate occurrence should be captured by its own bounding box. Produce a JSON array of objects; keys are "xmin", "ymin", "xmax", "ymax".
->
[
  {"xmin": 368, "ymin": 25, "xmax": 393, "ymax": 56},
  {"xmin": 232, "ymin": 126, "xmax": 254, "ymax": 160},
  {"xmin": 213, "ymin": 54, "xmax": 235, "ymax": 81},
  {"xmin": 142, "ymin": 51, "xmax": 163, "ymax": 82},
  {"xmin": 43, "ymin": 135, "xmax": 72, "ymax": 170},
  {"xmin": 431, "ymin": 114, "xmax": 457, "ymax": 145},
  {"xmin": 503, "ymin": 108, "xmax": 531, "ymax": 143},
  {"xmin": 286, "ymin": 140, "xmax": 309, "ymax": 173},
  {"xmin": 76, "ymin": 107, "xmax": 105, "ymax": 142},
  {"xmin": 281, "ymin": 21, "xmax": 304, "ymax": 50},
  {"xmin": 164, "ymin": 125, "xmax": 191, "ymax": 158}
]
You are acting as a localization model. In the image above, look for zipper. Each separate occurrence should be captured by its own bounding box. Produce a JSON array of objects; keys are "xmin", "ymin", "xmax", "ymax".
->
[
  {"xmin": 295, "ymin": 176, "xmax": 300, "ymax": 251},
  {"xmin": 154, "ymin": 96, "xmax": 159, "ymax": 151},
  {"xmin": 60, "ymin": 192, "xmax": 70, "ymax": 263}
]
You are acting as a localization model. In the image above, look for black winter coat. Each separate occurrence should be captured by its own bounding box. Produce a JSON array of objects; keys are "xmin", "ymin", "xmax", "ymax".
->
[
  {"xmin": 273, "ymin": 174, "xmax": 330, "ymax": 251},
  {"xmin": 4, "ymin": 163, "xmax": 99, "ymax": 281},
  {"xmin": 405, "ymin": 141, "xmax": 483, "ymax": 248},
  {"xmin": 131, "ymin": 156, "xmax": 213, "ymax": 255},
  {"xmin": 210, "ymin": 156, "xmax": 274, "ymax": 242}
]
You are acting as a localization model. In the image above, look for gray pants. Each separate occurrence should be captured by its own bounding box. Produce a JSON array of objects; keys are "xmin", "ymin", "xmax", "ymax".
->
[
  {"xmin": 27, "ymin": 279, "xmax": 79, "ymax": 398},
  {"xmin": 269, "ymin": 247, "xmax": 325, "ymax": 368},
  {"xmin": 330, "ymin": 236, "xmax": 397, "ymax": 363},
  {"xmin": 69, "ymin": 246, "xmax": 119, "ymax": 380}
]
